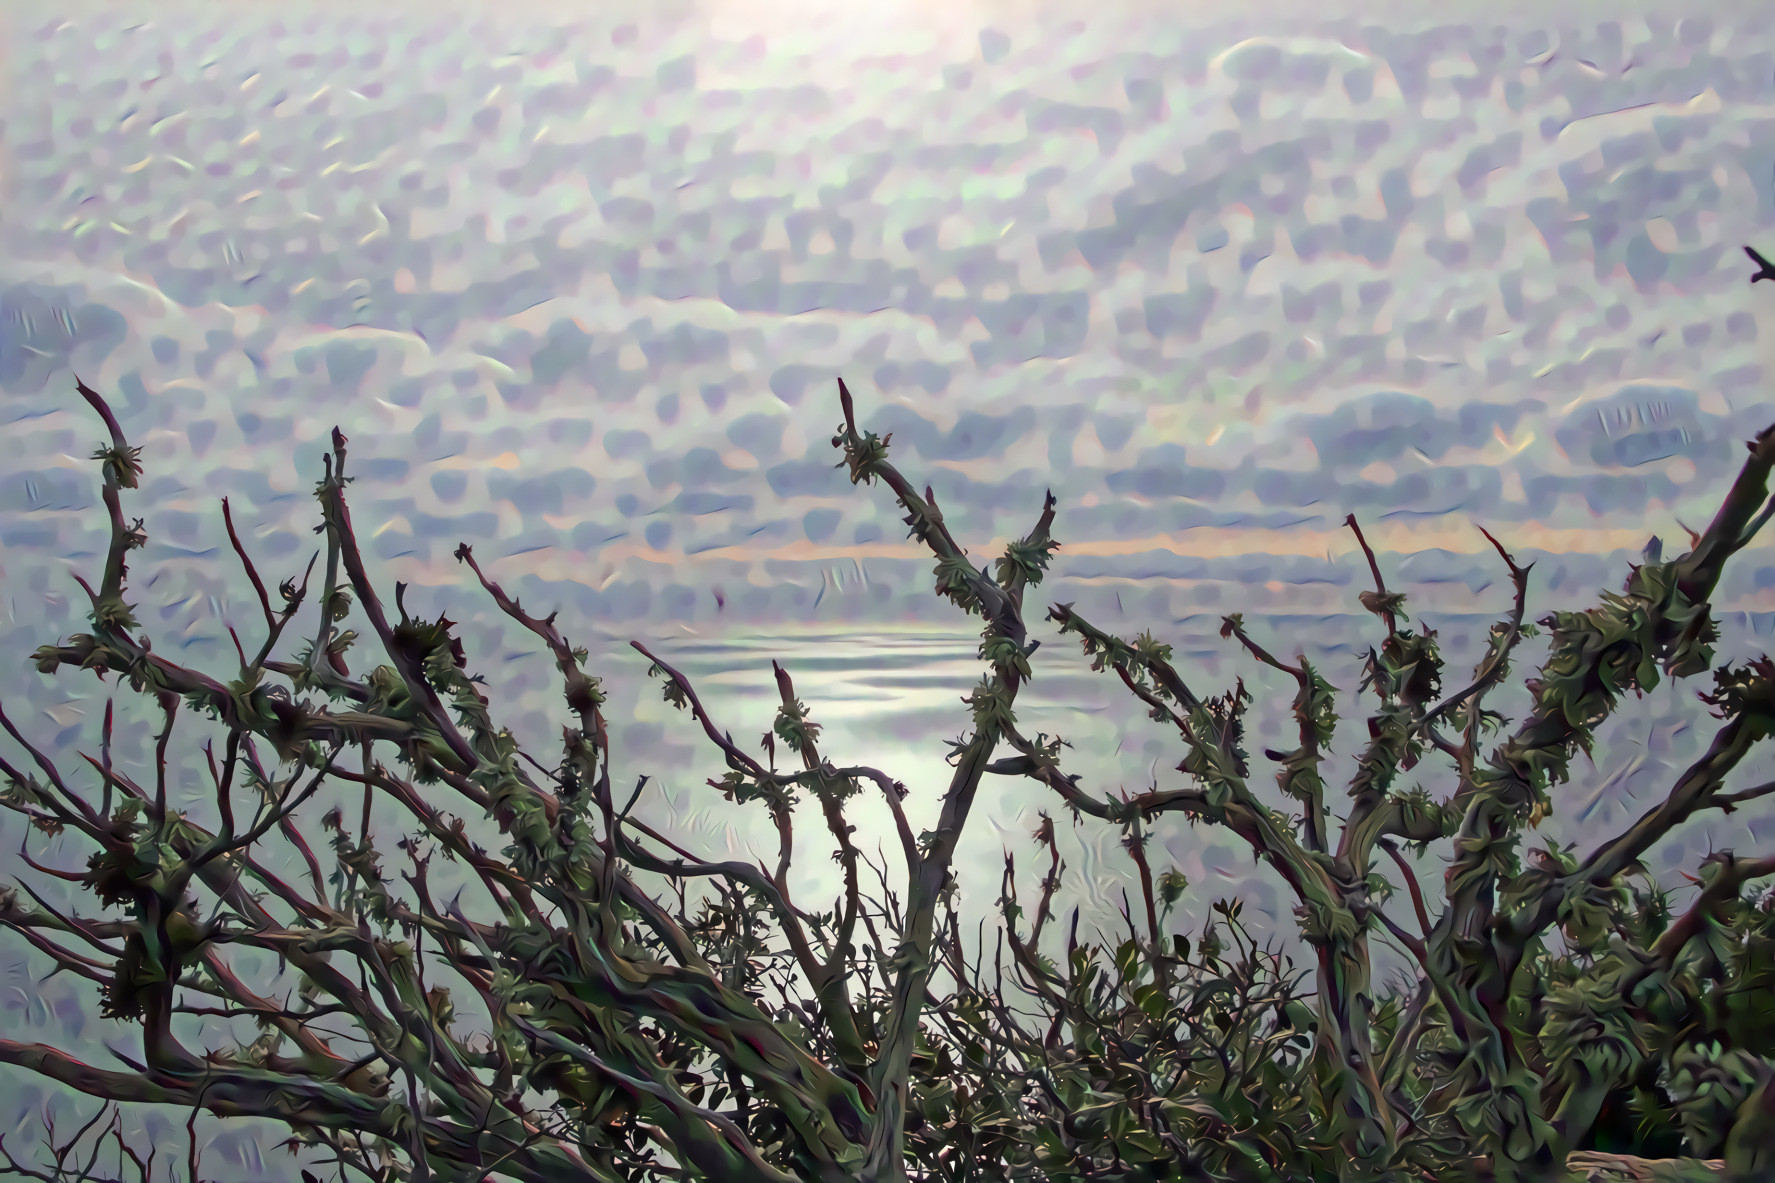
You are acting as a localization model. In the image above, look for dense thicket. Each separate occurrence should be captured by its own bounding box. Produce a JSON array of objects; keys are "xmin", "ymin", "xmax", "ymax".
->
[{"xmin": 6, "ymin": 325, "xmax": 1775, "ymax": 1182}]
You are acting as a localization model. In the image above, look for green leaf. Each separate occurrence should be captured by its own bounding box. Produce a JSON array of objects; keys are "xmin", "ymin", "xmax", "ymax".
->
[{"xmin": 1113, "ymin": 939, "xmax": 1140, "ymax": 982}]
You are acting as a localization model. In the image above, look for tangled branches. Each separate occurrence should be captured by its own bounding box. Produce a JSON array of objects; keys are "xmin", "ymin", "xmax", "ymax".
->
[{"xmin": 7, "ymin": 359, "xmax": 1775, "ymax": 1183}]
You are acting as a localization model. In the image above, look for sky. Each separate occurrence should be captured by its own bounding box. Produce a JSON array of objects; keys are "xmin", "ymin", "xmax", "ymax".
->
[{"xmin": 4, "ymin": 3, "xmax": 1775, "ymax": 1174}]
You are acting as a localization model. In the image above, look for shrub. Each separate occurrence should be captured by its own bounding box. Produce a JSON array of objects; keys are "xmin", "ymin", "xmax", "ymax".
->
[{"xmin": 5, "ymin": 351, "xmax": 1775, "ymax": 1183}]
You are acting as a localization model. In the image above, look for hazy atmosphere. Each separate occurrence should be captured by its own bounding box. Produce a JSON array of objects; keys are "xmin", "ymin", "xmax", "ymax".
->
[{"xmin": 4, "ymin": 1, "xmax": 1775, "ymax": 1175}]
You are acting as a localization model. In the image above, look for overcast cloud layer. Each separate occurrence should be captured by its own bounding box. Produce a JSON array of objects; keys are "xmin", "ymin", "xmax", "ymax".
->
[{"xmin": 4, "ymin": 4, "xmax": 1775, "ymax": 1173}]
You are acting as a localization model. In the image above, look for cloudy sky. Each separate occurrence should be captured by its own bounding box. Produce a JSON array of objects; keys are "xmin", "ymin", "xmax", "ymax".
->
[{"xmin": 3, "ymin": 1, "xmax": 1775, "ymax": 1171}]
